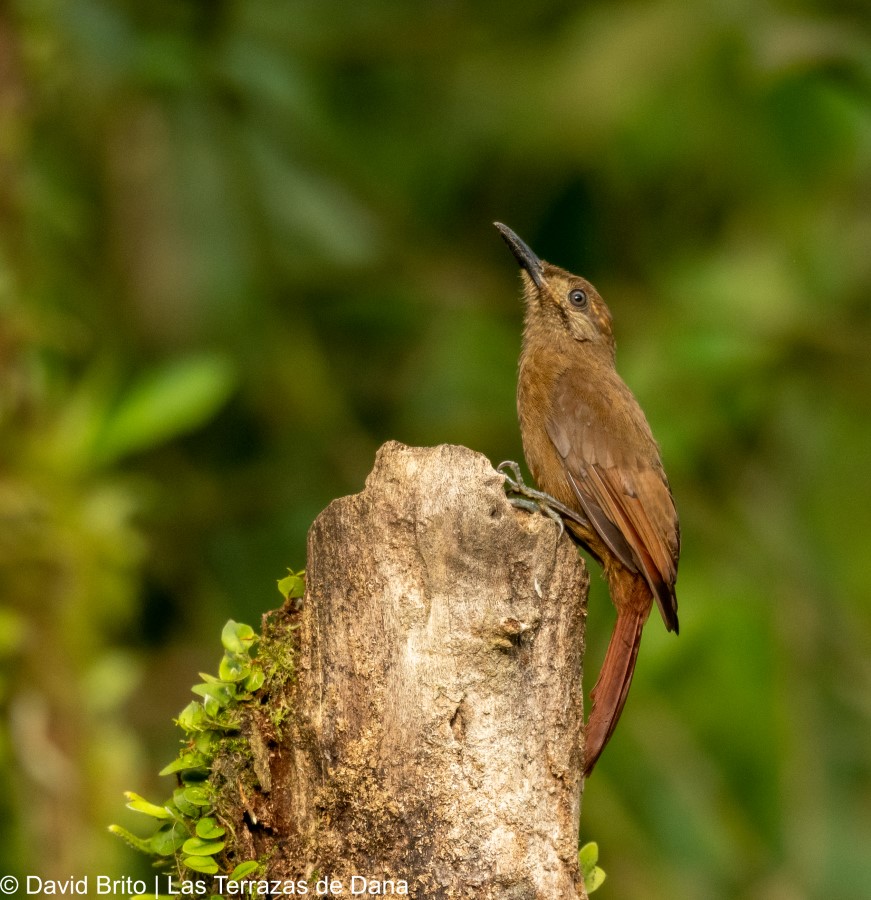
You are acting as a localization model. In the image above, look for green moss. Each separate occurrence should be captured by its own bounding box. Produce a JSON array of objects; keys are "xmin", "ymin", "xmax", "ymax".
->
[{"xmin": 109, "ymin": 577, "xmax": 304, "ymax": 881}]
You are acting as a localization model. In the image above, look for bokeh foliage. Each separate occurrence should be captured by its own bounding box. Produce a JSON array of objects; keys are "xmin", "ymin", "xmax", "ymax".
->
[{"xmin": 1, "ymin": 1, "xmax": 870, "ymax": 897}]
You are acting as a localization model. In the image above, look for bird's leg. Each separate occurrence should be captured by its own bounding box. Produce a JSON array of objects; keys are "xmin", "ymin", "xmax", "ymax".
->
[{"xmin": 497, "ymin": 460, "xmax": 589, "ymax": 537}]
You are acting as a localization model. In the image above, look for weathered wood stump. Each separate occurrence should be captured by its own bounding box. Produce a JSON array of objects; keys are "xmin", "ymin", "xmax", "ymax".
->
[{"xmin": 217, "ymin": 442, "xmax": 589, "ymax": 899}]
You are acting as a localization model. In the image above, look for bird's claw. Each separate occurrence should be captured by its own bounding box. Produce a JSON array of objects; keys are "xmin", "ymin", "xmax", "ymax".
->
[
  {"xmin": 497, "ymin": 460, "xmax": 525, "ymax": 493},
  {"xmin": 498, "ymin": 460, "xmax": 586, "ymax": 538}
]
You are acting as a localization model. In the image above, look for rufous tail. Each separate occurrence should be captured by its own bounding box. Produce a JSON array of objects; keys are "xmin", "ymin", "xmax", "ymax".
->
[{"xmin": 583, "ymin": 603, "xmax": 647, "ymax": 776}]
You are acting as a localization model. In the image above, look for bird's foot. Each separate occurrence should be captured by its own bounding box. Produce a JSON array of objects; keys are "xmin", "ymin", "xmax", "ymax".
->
[{"xmin": 497, "ymin": 460, "xmax": 585, "ymax": 538}]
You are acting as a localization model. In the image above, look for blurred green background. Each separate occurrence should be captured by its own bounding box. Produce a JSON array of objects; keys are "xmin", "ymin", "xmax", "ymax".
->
[{"xmin": 1, "ymin": 1, "xmax": 870, "ymax": 897}]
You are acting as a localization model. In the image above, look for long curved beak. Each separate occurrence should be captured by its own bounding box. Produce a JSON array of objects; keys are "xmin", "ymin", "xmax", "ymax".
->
[{"xmin": 494, "ymin": 222, "xmax": 545, "ymax": 289}]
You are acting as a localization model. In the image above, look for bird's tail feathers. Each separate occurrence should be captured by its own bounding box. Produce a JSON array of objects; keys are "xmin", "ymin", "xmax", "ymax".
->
[{"xmin": 583, "ymin": 606, "xmax": 646, "ymax": 776}]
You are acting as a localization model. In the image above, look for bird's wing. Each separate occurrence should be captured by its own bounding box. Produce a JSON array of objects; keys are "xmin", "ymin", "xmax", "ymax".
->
[{"xmin": 546, "ymin": 372, "xmax": 679, "ymax": 631}]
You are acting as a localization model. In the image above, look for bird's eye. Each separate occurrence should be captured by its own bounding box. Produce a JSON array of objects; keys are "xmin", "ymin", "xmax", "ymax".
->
[{"xmin": 568, "ymin": 288, "xmax": 588, "ymax": 309}]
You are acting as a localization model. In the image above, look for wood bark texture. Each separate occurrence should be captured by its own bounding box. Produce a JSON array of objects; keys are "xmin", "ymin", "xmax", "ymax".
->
[{"xmin": 221, "ymin": 441, "xmax": 590, "ymax": 899}]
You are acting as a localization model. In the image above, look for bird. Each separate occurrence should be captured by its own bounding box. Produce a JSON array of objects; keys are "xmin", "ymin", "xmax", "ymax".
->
[{"xmin": 495, "ymin": 222, "xmax": 680, "ymax": 775}]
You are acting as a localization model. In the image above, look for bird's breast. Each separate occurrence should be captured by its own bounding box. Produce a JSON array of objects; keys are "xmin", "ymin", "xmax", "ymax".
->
[{"xmin": 517, "ymin": 346, "xmax": 577, "ymax": 509}]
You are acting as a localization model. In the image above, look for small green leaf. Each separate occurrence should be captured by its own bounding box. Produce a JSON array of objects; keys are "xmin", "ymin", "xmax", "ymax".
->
[
  {"xmin": 194, "ymin": 722, "xmax": 219, "ymax": 757},
  {"xmin": 183, "ymin": 855, "xmax": 219, "ymax": 874},
  {"xmin": 183, "ymin": 785, "xmax": 212, "ymax": 807},
  {"xmin": 229, "ymin": 861, "xmax": 260, "ymax": 881},
  {"xmin": 182, "ymin": 836, "xmax": 225, "ymax": 856},
  {"xmin": 150, "ymin": 823, "xmax": 189, "ymax": 857},
  {"xmin": 244, "ymin": 666, "xmax": 265, "ymax": 693},
  {"xmin": 159, "ymin": 751, "xmax": 208, "ymax": 776},
  {"xmin": 221, "ymin": 620, "xmax": 257, "ymax": 654},
  {"xmin": 585, "ymin": 867, "xmax": 606, "ymax": 892},
  {"xmin": 194, "ymin": 730, "xmax": 220, "ymax": 753},
  {"xmin": 195, "ymin": 817, "xmax": 226, "ymax": 840},
  {"xmin": 172, "ymin": 787, "xmax": 199, "ymax": 818},
  {"xmin": 179, "ymin": 769, "xmax": 209, "ymax": 785},
  {"xmin": 278, "ymin": 570, "xmax": 305, "ymax": 600},
  {"xmin": 108, "ymin": 824, "xmax": 155, "ymax": 855},
  {"xmin": 219, "ymin": 654, "xmax": 250, "ymax": 682},
  {"xmin": 579, "ymin": 842, "xmax": 599, "ymax": 868},
  {"xmin": 191, "ymin": 681, "xmax": 236, "ymax": 707},
  {"xmin": 177, "ymin": 701, "xmax": 207, "ymax": 733},
  {"xmin": 579, "ymin": 842, "xmax": 606, "ymax": 893},
  {"xmin": 124, "ymin": 792, "xmax": 170, "ymax": 819}
]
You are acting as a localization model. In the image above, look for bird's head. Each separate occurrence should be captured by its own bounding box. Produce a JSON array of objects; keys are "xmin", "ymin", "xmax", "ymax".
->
[{"xmin": 495, "ymin": 222, "xmax": 615, "ymax": 352}]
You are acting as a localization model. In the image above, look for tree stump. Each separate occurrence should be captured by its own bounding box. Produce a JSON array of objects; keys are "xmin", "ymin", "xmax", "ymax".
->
[{"xmin": 218, "ymin": 442, "xmax": 589, "ymax": 899}]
